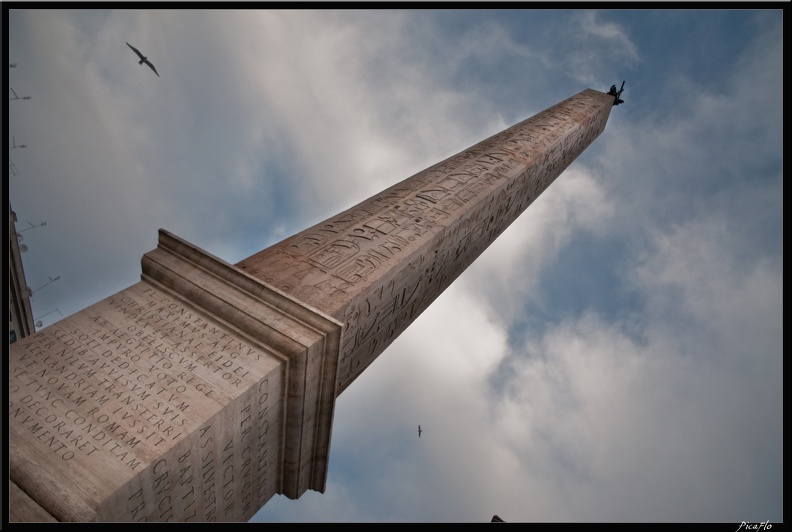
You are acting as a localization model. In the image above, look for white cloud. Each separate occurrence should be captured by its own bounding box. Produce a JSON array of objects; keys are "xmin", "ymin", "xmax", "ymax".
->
[
  {"xmin": 484, "ymin": 199, "xmax": 782, "ymax": 521},
  {"xmin": 559, "ymin": 11, "xmax": 639, "ymax": 87},
  {"xmin": 579, "ymin": 11, "xmax": 639, "ymax": 62}
]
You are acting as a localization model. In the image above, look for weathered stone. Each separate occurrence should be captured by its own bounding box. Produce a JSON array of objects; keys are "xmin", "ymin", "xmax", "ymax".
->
[
  {"xmin": 9, "ymin": 481, "xmax": 58, "ymax": 522},
  {"xmin": 10, "ymin": 231, "xmax": 341, "ymax": 521}
]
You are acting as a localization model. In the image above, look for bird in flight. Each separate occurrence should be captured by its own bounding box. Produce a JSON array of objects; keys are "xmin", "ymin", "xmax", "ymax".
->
[
  {"xmin": 126, "ymin": 42, "xmax": 159, "ymax": 77},
  {"xmin": 418, "ymin": 425, "xmax": 422, "ymax": 438}
]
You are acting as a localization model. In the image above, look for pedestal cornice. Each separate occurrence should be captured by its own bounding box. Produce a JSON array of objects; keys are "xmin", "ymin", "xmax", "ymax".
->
[{"xmin": 142, "ymin": 229, "xmax": 343, "ymax": 499}]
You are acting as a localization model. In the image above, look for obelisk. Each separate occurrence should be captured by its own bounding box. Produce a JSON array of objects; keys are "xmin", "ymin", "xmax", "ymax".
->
[
  {"xmin": 9, "ymin": 88, "xmax": 616, "ymax": 522},
  {"xmin": 236, "ymin": 88, "xmax": 614, "ymax": 394}
]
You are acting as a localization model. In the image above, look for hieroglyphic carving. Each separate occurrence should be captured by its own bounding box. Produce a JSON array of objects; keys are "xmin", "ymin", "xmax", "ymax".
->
[{"xmin": 237, "ymin": 89, "xmax": 614, "ymax": 393}]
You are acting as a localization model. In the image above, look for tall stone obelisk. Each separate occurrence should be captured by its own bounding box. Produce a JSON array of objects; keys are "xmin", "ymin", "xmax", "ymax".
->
[
  {"xmin": 236, "ymin": 88, "xmax": 614, "ymax": 395},
  {"xmin": 9, "ymin": 88, "xmax": 616, "ymax": 522}
]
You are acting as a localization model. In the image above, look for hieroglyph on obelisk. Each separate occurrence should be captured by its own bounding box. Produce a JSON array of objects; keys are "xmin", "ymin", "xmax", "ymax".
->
[
  {"xmin": 9, "ymin": 88, "xmax": 616, "ymax": 521},
  {"xmin": 236, "ymin": 88, "xmax": 614, "ymax": 393}
]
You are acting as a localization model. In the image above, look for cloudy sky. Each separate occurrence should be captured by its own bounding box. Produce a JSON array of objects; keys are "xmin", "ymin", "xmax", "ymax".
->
[{"xmin": 7, "ymin": 8, "xmax": 782, "ymax": 523}]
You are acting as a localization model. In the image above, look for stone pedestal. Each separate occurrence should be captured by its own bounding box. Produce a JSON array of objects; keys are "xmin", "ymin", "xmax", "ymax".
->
[{"xmin": 9, "ymin": 230, "xmax": 341, "ymax": 521}]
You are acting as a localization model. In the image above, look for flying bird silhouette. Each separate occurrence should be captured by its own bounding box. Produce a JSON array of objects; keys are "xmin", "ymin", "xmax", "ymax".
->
[
  {"xmin": 418, "ymin": 425, "xmax": 422, "ymax": 438},
  {"xmin": 126, "ymin": 42, "xmax": 159, "ymax": 77}
]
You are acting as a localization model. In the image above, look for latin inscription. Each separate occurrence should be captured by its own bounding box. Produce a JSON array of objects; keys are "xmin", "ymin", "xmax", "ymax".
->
[{"xmin": 9, "ymin": 282, "xmax": 284, "ymax": 521}]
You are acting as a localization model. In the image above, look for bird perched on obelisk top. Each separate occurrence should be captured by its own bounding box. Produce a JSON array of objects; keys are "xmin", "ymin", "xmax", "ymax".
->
[{"xmin": 126, "ymin": 42, "xmax": 159, "ymax": 77}]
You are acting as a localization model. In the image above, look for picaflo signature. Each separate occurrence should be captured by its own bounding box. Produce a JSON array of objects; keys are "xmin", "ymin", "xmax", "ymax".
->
[{"xmin": 736, "ymin": 521, "xmax": 772, "ymax": 531}]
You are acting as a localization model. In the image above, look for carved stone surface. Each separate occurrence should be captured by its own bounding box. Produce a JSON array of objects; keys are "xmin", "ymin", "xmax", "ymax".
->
[
  {"xmin": 237, "ymin": 88, "xmax": 614, "ymax": 393},
  {"xmin": 9, "ymin": 88, "xmax": 613, "ymax": 521},
  {"xmin": 9, "ymin": 481, "xmax": 58, "ymax": 522},
  {"xmin": 9, "ymin": 231, "xmax": 341, "ymax": 521}
]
